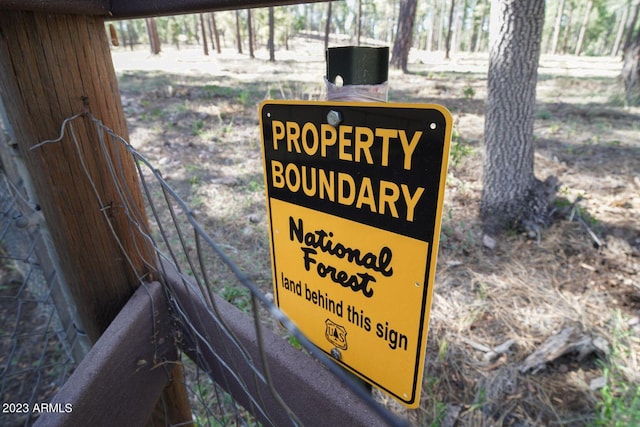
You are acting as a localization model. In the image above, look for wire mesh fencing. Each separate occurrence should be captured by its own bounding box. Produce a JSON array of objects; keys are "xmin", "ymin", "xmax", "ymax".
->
[
  {"xmin": 0, "ymin": 153, "xmax": 89, "ymax": 426},
  {"xmin": 10, "ymin": 112, "xmax": 408, "ymax": 426}
]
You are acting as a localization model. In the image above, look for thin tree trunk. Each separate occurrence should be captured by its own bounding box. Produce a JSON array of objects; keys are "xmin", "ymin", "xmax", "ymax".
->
[
  {"xmin": 623, "ymin": 1, "xmax": 640, "ymax": 52},
  {"xmin": 146, "ymin": 17, "xmax": 161, "ymax": 55},
  {"xmin": 475, "ymin": 0, "xmax": 489, "ymax": 52},
  {"xmin": 612, "ymin": 6, "xmax": 629, "ymax": 55},
  {"xmin": 235, "ymin": 10, "xmax": 243, "ymax": 54},
  {"xmin": 206, "ymin": 13, "xmax": 215, "ymax": 52},
  {"xmin": 211, "ymin": 13, "xmax": 221, "ymax": 54},
  {"xmin": 127, "ymin": 22, "xmax": 136, "ymax": 51},
  {"xmin": 390, "ymin": 0, "xmax": 417, "ymax": 72},
  {"xmin": 200, "ymin": 14, "xmax": 209, "ymax": 56},
  {"xmin": 247, "ymin": 9, "xmax": 254, "ymax": 58},
  {"xmin": 549, "ymin": 0, "xmax": 564, "ymax": 54},
  {"xmin": 622, "ymin": 25, "xmax": 640, "ymax": 105},
  {"xmin": 560, "ymin": 1, "xmax": 573, "ymax": 54},
  {"xmin": 325, "ymin": 1, "xmax": 333, "ymax": 52},
  {"xmin": 192, "ymin": 14, "xmax": 200, "ymax": 44},
  {"xmin": 574, "ymin": 0, "xmax": 593, "ymax": 56},
  {"xmin": 445, "ymin": 0, "xmax": 456, "ymax": 59},
  {"xmin": 268, "ymin": 7, "xmax": 276, "ymax": 61},
  {"xmin": 437, "ymin": 0, "xmax": 446, "ymax": 50},
  {"xmin": 427, "ymin": 5, "xmax": 435, "ymax": 50},
  {"xmin": 357, "ymin": 0, "xmax": 363, "ymax": 45},
  {"xmin": 118, "ymin": 21, "xmax": 128, "ymax": 49}
]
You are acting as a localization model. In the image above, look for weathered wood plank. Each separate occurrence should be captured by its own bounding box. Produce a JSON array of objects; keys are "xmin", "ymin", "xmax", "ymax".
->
[
  {"xmin": 163, "ymin": 262, "xmax": 400, "ymax": 427},
  {"xmin": 33, "ymin": 282, "xmax": 178, "ymax": 427},
  {"xmin": 0, "ymin": 0, "xmax": 108, "ymax": 15},
  {"xmin": 0, "ymin": 10, "xmax": 193, "ymax": 424},
  {"xmin": 109, "ymin": 0, "xmax": 329, "ymax": 18}
]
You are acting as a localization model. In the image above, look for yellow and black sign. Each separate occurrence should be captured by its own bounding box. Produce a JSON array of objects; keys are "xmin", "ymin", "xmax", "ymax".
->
[{"xmin": 259, "ymin": 100, "xmax": 451, "ymax": 408}]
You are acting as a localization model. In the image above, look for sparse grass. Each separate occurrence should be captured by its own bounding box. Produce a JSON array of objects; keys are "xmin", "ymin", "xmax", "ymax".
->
[
  {"xmin": 462, "ymin": 85, "xmax": 475, "ymax": 100},
  {"xmin": 449, "ymin": 128, "xmax": 474, "ymax": 168},
  {"xmin": 591, "ymin": 312, "xmax": 640, "ymax": 427},
  {"xmin": 113, "ymin": 43, "xmax": 639, "ymax": 427}
]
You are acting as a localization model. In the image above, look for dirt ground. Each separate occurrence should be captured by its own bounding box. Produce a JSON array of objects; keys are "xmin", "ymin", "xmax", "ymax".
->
[{"xmin": 110, "ymin": 38, "xmax": 639, "ymax": 426}]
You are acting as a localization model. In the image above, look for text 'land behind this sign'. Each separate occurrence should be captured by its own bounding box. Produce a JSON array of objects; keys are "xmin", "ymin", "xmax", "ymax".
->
[{"xmin": 259, "ymin": 100, "xmax": 452, "ymax": 408}]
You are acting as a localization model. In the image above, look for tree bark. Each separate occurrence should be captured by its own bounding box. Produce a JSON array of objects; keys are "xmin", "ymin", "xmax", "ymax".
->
[
  {"xmin": 481, "ymin": 0, "xmax": 555, "ymax": 235},
  {"xmin": 268, "ymin": 7, "xmax": 276, "ymax": 61},
  {"xmin": 200, "ymin": 13, "xmax": 209, "ymax": 56},
  {"xmin": 235, "ymin": 10, "xmax": 243, "ymax": 54},
  {"xmin": 146, "ymin": 17, "xmax": 161, "ymax": 55},
  {"xmin": 623, "ymin": 1, "xmax": 640, "ymax": 52},
  {"xmin": 611, "ymin": 5, "xmax": 629, "ymax": 55},
  {"xmin": 127, "ymin": 21, "xmax": 136, "ymax": 51},
  {"xmin": 324, "ymin": 1, "xmax": 332, "ymax": 52},
  {"xmin": 357, "ymin": 0, "xmax": 363, "ymax": 46},
  {"xmin": 247, "ymin": 9, "xmax": 255, "ymax": 58},
  {"xmin": 574, "ymin": 0, "xmax": 593, "ymax": 56},
  {"xmin": 549, "ymin": 0, "xmax": 564, "ymax": 54},
  {"xmin": 560, "ymin": 1, "xmax": 573, "ymax": 54},
  {"xmin": 118, "ymin": 21, "xmax": 127, "ymax": 49},
  {"xmin": 445, "ymin": 0, "xmax": 456, "ymax": 59},
  {"xmin": 622, "ymin": 27, "xmax": 640, "ymax": 105},
  {"xmin": 211, "ymin": 13, "xmax": 222, "ymax": 54},
  {"xmin": 474, "ymin": 0, "xmax": 489, "ymax": 52},
  {"xmin": 390, "ymin": 0, "xmax": 417, "ymax": 72}
]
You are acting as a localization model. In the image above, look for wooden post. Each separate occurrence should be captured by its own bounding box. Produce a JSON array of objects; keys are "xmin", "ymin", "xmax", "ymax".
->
[{"xmin": 0, "ymin": 11, "xmax": 192, "ymax": 424}]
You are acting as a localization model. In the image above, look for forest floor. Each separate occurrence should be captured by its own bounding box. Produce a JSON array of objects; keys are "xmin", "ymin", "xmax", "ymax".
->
[{"xmin": 109, "ymin": 38, "xmax": 640, "ymax": 426}]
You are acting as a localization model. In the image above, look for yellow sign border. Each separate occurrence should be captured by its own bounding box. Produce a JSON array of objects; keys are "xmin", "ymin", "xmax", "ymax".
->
[{"xmin": 259, "ymin": 100, "xmax": 452, "ymax": 408}]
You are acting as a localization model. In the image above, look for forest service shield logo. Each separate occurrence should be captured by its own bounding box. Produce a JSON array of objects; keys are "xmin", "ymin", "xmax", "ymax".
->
[{"xmin": 325, "ymin": 319, "xmax": 347, "ymax": 350}]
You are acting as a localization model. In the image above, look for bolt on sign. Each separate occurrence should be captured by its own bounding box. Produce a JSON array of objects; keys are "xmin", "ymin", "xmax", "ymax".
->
[{"xmin": 259, "ymin": 100, "xmax": 451, "ymax": 408}]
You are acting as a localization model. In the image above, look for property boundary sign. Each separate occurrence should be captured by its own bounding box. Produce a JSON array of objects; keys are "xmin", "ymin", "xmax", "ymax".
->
[{"xmin": 259, "ymin": 100, "xmax": 451, "ymax": 407}]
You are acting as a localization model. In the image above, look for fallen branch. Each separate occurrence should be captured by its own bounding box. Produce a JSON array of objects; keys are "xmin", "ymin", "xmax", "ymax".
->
[{"xmin": 519, "ymin": 327, "xmax": 609, "ymax": 374}]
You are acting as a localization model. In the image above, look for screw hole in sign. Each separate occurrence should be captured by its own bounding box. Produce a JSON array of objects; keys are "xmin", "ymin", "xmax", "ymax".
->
[{"xmin": 429, "ymin": 123, "xmax": 437, "ymax": 130}]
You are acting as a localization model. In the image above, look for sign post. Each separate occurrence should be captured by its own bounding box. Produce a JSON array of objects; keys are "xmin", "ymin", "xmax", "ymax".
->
[{"xmin": 259, "ymin": 100, "xmax": 451, "ymax": 408}]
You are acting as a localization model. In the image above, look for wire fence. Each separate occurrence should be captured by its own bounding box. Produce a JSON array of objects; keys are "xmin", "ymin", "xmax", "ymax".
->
[
  {"xmin": 0, "ymin": 159, "xmax": 89, "ymax": 426},
  {"xmin": 2, "ymin": 112, "xmax": 407, "ymax": 426}
]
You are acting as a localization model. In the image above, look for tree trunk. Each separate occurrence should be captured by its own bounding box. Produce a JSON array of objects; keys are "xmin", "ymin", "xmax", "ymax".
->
[
  {"xmin": 247, "ymin": 9, "xmax": 254, "ymax": 58},
  {"xmin": 268, "ymin": 7, "xmax": 276, "ymax": 61},
  {"xmin": 560, "ymin": 1, "xmax": 573, "ymax": 54},
  {"xmin": 445, "ymin": 0, "xmax": 456, "ymax": 59},
  {"xmin": 474, "ymin": 0, "xmax": 489, "ymax": 52},
  {"xmin": 390, "ymin": 0, "xmax": 417, "ymax": 72},
  {"xmin": 549, "ymin": 0, "xmax": 564, "ymax": 54},
  {"xmin": 325, "ymin": 1, "xmax": 332, "ymax": 52},
  {"xmin": 127, "ymin": 21, "xmax": 136, "ymax": 51},
  {"xmin": 623, "ymin": 1, "xmax": 640, "ymax": 52},
  {"xmin": 437, "ymin": 0, "xmax": 446, "ymax": 50},
  {"xmin": 574, "ymin": 0, "xmax": 593, "ymax": 56},
  {"xmin": 622, "ymin": 28, "xmax": 640, "ymax": 105},
  {"xmin": 460, "ymin": 0, "xmax": 471, "ymax": 51},
  {"xmin": 235, "ymin": 10, "xmax": 243, "ymax": 54},
  {"xmin": 146, "ymin": 17, "xmax": 161, "ymax": 55},
  {"xmin": 118, "ymin": 21, "xmax": 128, "ymax": 49},
  {"xmin": 200, "ymin": 14, "xmax": 209, "ymax": 56},
  {"xmin": 611, "ymin": 5, "xmax": 629, "ymax": 55},
  {"xmin": 211, "ymin": 13, "xmax": 222, "ymax": 54},
  {"xmin": 0, "ymin": 10, "xmax": 192, "ymax": 424},
  {"xmin": 357, "ymin": 0, "xmax": 363, "ymax": 45},
  {"xmin": 481, "ymin": 0, "xmax": 555, "ymax": 235}
]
